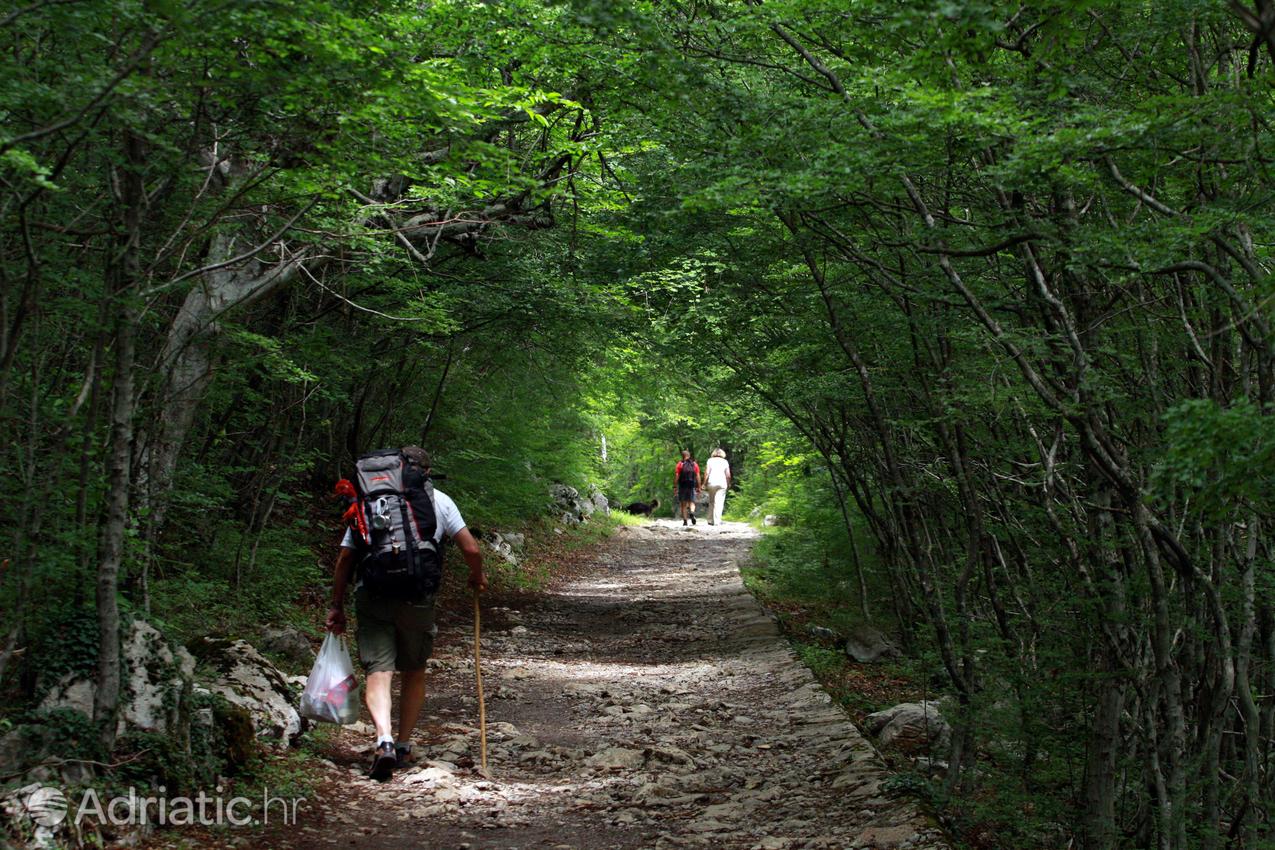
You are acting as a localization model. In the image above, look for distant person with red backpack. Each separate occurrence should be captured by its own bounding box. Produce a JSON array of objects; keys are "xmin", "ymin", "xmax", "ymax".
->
[
  {"xmin": 675, "ymin": 449, "xmax": 702, "ymax": 526},
  {"xmin": 327, "ymin": 445, "xmax": 486, "ymax": 782}
]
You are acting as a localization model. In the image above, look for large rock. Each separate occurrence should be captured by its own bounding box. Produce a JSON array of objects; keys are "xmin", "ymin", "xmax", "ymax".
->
[
  {"xmin": 548, "ymin": 483, "xmax": 582, "ymax": 523},
  {"xmin": 193, "ymin": 638, "xmax": 302, "ymax": 743},
  {"xmin": 481, "ymin": 531, "xmax": 522, "ymax": 566},
  {"xmin": 548, "ymin": 483, "xmax": 601, "ymax": 525},
  {"xmin": 258, "ymin": 626, "xmax": 315, "ymax": 669},
  {"xmin": 864, "ymin": 701, "xmax": 950, "ymax": 756},
  {"xmin": 549, "ymin": 483, "xmax": 580, "ymax": 510},
  {"xmin": 586, "ymin": 747, "xmax": 646, "ymax": 769},
  {"xmin": 844, "ymin": 624, "xmax": 901, "ymax": 663},
  {"xmin": 587, "ymin": 484, "xmax": 610, "ymax": 515},
  {"xmin": 39, "ymin": 619, "xmax": 195, "ymax": 737}
]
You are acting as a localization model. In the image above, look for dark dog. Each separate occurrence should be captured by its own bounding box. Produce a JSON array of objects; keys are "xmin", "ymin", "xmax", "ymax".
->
[{"xmin": 622, "ymin": 497, "xmax": 660, "ymax": 517}]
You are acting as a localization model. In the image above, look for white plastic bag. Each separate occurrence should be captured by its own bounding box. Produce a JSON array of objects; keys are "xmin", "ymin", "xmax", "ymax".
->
[{"xmin": 300, "ymin": 634, "xmax": 361, "ymax": 724}]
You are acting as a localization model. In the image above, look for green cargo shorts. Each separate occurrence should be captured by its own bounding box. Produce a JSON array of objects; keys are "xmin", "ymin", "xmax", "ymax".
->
[{"xmin": 354, "ymin": 588, "xmax": 438, "ymax": 673}]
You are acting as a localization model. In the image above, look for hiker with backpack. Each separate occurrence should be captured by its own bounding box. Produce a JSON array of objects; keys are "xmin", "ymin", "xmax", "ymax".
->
[
  {"xmin": 326, "ymin": 445, "xmax": 486, "ymax": 782},
  {"xmin": 675, "ymin": 449, "xmax": 702, "ymax": 526}
]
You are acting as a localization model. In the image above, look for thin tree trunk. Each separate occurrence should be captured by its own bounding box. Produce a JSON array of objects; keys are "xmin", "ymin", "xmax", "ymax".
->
[
  {"xmin": 93, "ymin": 130, "xmax": 144, "ymax": 752},
  {"xmin": 1233, "ymin": 516, "xmax": 1262, "ymax": 846},
  {"xmin": 820, "ymin": 448, "xmax": 870, "ymax": 621},
  {"xmin": 421, "ymin": 335, "xmax": 456, "ymax": 442},
  {"xmin": 0, "ymin": 346, "xmax": 44, "ymax": 687},
  {"xmin": 1083, "ymin": 676, "xmax": 1126, "ymax": 850}
]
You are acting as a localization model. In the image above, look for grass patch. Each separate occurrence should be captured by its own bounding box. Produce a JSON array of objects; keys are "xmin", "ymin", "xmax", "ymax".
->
[
  {"xmin": 609, "ymin": 509, "xmax": 650, "ymax": 527},
  {"xmin": 794, "ymin": 642, "xmax": 846, "ymax": 678}
]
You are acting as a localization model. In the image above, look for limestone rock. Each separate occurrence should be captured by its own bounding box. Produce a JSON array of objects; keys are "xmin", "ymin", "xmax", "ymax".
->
[
  {"xmin": 402, "ymin": 766, "xmax": 460, "ymax": 788},
  {"xmin": 588, "ymin": 484, "xmax": 610, "ymax": 515},
  {"xmin": 806, "ymin": 624, "xmax": 841, "ymax": 643},
  {"xmin": 39, "ymin": 619, "xmax": 194, "ymax": 737},
  {"xmin": 844, "ymin": 624, "xmax": 901, "ymax": 663},
  {"xmin": 549, "ymin": 482, "xmax": 610, "ymax": 524},
  {"xmin": 549, "ymin": 483, "xmax": 582, "ymax": 520},
  {"xmin": 864, "ymin": 701, "xmax": 950, "ymax": 755},
  {"xmin": 481, "ymin": 532, "xmax": 521, "ymax": 566},
  {"xmin": 585, "ymin": 747, "xmax": 646, "ymax": 769},
  {"xmin": 258, "ymin": 626, "xmax": 315, "ymax": 668},
  {"xmin": 194, "ymin": 638, "xmax": 302, "ymax": 742}
]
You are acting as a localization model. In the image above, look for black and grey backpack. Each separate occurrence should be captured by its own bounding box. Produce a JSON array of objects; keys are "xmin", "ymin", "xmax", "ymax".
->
[{"xmin": 348, "ymin": 449, "xmax": 442, "ymax": 598}]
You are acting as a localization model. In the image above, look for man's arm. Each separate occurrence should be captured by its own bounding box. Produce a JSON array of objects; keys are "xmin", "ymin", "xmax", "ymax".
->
[
  {"xmin": 452, "ymin": 527, "xmax": 488, "ymax": 592},
  {"xmin": 326, "ymin": 546, "xmax": 356, "ymax": 634}
]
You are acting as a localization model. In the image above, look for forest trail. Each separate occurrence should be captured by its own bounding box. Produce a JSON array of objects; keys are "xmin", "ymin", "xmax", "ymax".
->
[{"xmin": 276, "ymin": 520, "xmax": 947, "ymax": 850}]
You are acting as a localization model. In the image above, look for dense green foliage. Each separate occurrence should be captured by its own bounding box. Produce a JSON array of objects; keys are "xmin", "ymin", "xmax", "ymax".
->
[
  {"xmin": 575, "ymin": 4, "xmax": 1275, "ymax": 847},
  {"xmin": 0, "ymin": 0, "xmax": 628, "ymax": 801},
  {"xmin": 3, "ymin": 1, "xmax": 1275, "ymax": 848}
]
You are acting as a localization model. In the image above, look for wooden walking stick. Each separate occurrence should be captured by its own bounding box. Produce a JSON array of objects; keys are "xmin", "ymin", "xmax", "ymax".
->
[{"xmin": 473, "ymin": 589, "xmax": 489, "ymax": 776}]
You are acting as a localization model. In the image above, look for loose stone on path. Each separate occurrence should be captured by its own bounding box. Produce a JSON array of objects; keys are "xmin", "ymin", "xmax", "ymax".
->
[{"xmin": 272, "ymin": 519, "xmax": 948, "ymax": 850}]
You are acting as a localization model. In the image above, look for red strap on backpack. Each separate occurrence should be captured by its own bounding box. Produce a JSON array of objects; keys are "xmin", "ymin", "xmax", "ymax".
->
[{"xmin": 334, "ymin": 479, "xmax": 369, "ymax": 541}]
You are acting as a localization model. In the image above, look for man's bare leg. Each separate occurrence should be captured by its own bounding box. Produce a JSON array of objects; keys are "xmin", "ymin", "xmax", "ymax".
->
[
  {"xmin": 397, "ymin": 668, "xmax": 427, "ymax": 744},
  {"xmin": 365, "ymin": 670, "xmax": 395, "ymax": 741}
]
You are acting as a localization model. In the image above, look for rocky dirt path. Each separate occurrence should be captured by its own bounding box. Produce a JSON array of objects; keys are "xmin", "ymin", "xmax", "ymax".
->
[{"xmin": 279, "ymin": 520, "xmax": 947, "ymax": 850}]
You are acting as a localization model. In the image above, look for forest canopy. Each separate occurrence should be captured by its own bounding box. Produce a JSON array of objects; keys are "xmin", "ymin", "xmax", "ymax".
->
[{"xmin": 3, "ymin": 1, "xmax": 1275, "ymax": 848}]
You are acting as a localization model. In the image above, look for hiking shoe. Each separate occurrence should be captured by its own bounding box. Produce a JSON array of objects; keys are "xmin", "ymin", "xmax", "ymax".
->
[
  {"xmin": 682, "ymin": 519, "xmax": 688, "ymax": 526},
  {"xmin": 691, "ymin": 515, "xmax": 696, "ymax": 525},
  {"xmin": 369, "ymin": 741, "xmax": 397, "ymax": 782},
  {"xmin": 395, "ymin": 744, "xmax": 415, "ymax": 766}
]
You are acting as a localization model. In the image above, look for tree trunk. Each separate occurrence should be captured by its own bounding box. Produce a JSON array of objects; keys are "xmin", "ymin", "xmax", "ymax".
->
[
  {"xmin": 139, "ymin": 234, "xmax": 306, "ymax": 538},
  {"xmin": 1083, "ymin": 676, "xmax": 1126, "ymax": 850},
  {"xmin": 93, "ymin": 298, "xmax": 136, "ymax": 751},
  {"xmin": 93, "ymin": 130, "xmax": 144, "ymax": 752}
]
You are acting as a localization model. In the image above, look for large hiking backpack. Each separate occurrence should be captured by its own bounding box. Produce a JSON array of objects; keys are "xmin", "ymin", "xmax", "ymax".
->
[
  {"xmin": 678, "ymin": 459, "xmax": 698, "ymax": 488},
  {"xmin": 348, "ymin": 449, "xmax": 442, "ymax": 599}
]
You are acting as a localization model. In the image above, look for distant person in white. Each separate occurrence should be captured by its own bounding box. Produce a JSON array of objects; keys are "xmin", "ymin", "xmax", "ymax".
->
[{"xmin": 703, "ymin": 448, "xmax": 732, "ymax": 526}]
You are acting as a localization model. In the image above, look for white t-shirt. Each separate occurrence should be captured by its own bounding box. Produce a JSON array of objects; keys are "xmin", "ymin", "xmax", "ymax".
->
[
  {"xmin": 705, "ymin": 456, "xmax": 731, "ymax": 489},
  {"xmin": 340, "ymin": 488, "xmax": 466, "ymax": 549}
]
